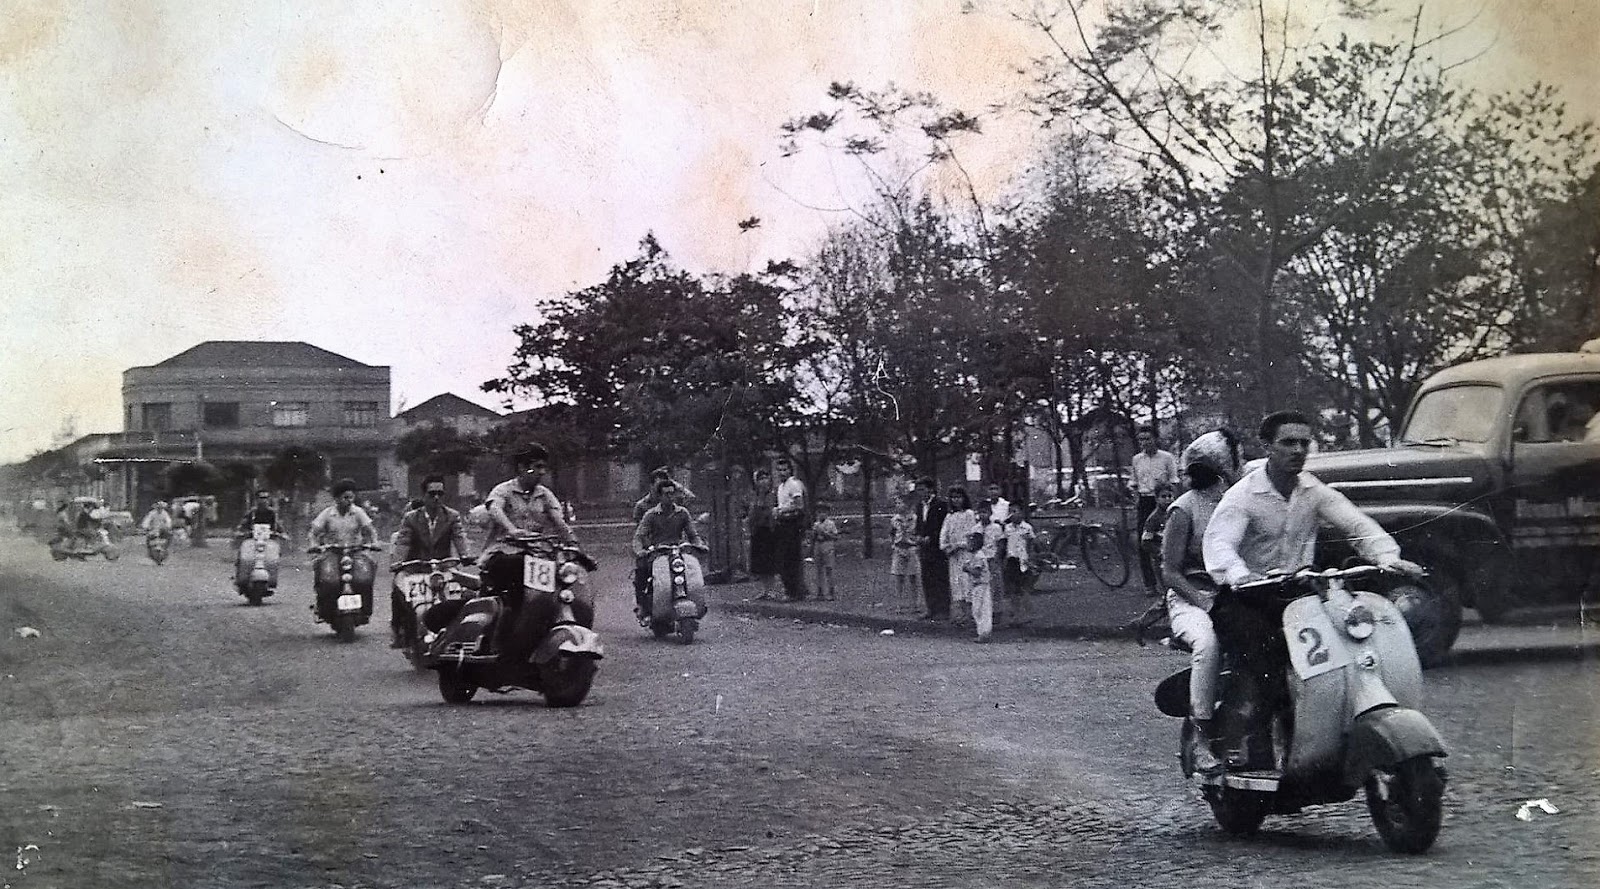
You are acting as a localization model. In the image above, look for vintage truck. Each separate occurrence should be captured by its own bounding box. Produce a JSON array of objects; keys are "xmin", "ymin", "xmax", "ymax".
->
[{"xmin": 1306, "ymin": 351, "xmax": 1600, "ymax": 664}]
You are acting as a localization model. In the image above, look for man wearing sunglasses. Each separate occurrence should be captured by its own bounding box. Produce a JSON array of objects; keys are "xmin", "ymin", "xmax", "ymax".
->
[{"xmin": 389, "ymin": 474, "xmax": 472, "ymax": 648}]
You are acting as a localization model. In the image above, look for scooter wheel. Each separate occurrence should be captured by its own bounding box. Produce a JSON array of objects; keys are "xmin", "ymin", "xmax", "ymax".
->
[
  {"xmin": 332, "ymin": 614, "xmax": 356, "ymax": 643},
  {"xmin": 438, "ymin": 666, "xmax": 477, "ymax": 704},
  {"xmin": 1207, "ymin": 787, "xmax": 1269, "ymax": 836},
  {"xmin": 541, "ymin": 653, "xmax": 597, "ymax": 708},
  {"xmin": 244, "ymin": 591, "xmax": 263, "ymax": 607},
  {"xmin": 1367, "ymin": 756, "xmax": 1445, "ymax": 854},
  {"xmin": 650, "ymin": 619, "xmax": 672, "ymax": 640},
  {"xmin": 676, "ymin": 618, "xmax": 698, "ymax": 645}
]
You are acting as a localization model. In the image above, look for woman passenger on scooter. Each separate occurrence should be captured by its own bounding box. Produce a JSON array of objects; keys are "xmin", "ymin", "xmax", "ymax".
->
[{"xmin": 1160, "ymin": 429, "xmax": 1242, "ymax": 774}]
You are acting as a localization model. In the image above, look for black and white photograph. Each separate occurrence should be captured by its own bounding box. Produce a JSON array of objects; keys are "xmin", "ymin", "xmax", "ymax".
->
[{"xmin": 2, "ymin": 1, "xmax": 1598, "ymax": 886}]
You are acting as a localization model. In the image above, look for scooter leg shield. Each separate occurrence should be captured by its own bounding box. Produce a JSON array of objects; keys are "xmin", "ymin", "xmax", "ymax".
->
[{"xmin": 1344, "ymin": 706, "xmax": 1447, "ymax": 786}]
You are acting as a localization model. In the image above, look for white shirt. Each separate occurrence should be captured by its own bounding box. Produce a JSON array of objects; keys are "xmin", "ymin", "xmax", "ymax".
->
[
  {"xmin": 1131, "ymin": 449, "xmax": 1180, "ymax": 495},
  {"xmin": 1203, "ymin": 467, "xmax": 1401, "ymax": 586},
  {"xmin": 988, "ymin": 496, "xmax": 1011, "ymax": 524},
  {"xmin": 776, "ymin": 476, "xmax": 806, "ymax": 515}
]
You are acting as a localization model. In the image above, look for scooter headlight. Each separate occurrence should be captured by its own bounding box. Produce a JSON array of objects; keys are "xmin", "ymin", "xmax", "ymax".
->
[
  {"xmin": 671, "ymin": 558, "xmax": 685, "ymax": 573},
  {"xmin": 427, "ymin": 572, "xmax": 447, "ymax": 592},
  {"xmin": 340, "ymin": 573, "xmax": 354, "ymax": 583},
  {"xmin": 255, "ymin": 543, "xmax": 266, "ymax": 553},
  {"xmin": 557, "ymin": 589, "xmax": 575, "ymax": 603},
  {"xmin": 557, "ymin": 563, "xmax": 583, "ymax": 586},
  {"xmin": 1344, "ymin": 604, "xmax": 1376, "ymax": 640}
]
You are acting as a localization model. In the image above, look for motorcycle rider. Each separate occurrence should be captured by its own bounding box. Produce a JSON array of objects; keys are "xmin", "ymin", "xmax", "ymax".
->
[
  {"xmin": 632, "ymin": 478, "xmax": 708, "ymax": 620},
  {"xmin": 478, "ymin": 444, "xmax": 584, "ymax": 657},
  {"xmin": 140, "ymin": 500, "xmax": 174, "ymax": 540},
  {"xmin": 389, "ymin": 475, "xmax": 470, "ymax": 648},
  {"xmin": 632, "ymin": 466, "xmax": 697, "ymax": 522},
  {"xmin": 309, "ymin": 480, "xmax": 376, "ymax": 548},
  {"xmin": 1158, "ymin": 430, "xmax": 1242, "ymax": 774},
  {"xmin": 239, "ymin": 489, "xmax": 283, "ymax": 536},
  {"xmin": 1202, "ymin": 412, "xmax": 1424, "ymax": 755}
]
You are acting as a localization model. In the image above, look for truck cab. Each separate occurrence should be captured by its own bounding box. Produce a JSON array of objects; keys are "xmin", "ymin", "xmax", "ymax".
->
[{"xmin": 1308, "ymin": 352, "xmax": 1600, "ymax": 662}]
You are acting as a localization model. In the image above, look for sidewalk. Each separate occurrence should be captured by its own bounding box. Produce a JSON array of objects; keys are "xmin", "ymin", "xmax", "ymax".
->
[{"xmin": 715, "ymin": 552, "xmax": 1600, "ymax": 666}]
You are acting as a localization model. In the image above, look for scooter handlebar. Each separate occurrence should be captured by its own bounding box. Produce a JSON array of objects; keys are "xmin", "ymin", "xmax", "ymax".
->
[{"xmin": 391, "ymin": 557, "xmax": 463, "ymax": 572}]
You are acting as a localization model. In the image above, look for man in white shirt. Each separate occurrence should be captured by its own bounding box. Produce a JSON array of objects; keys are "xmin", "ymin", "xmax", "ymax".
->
[
  {"xmin": 1131, "ymin": 425, "xmax": 1179, "ymax": 591},
  {"xmin": 983, "ymin": 482, "xmax": 1011, "ymax": 525},
  {"xmin": 773, "ymin": 458, "xmax": 809, "ymax": 600}
]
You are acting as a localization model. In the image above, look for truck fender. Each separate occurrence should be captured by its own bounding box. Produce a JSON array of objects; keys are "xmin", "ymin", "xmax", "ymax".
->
[{"xmin": 1344, "ymin": 706, "xmax": 1447, "ymax": 786}]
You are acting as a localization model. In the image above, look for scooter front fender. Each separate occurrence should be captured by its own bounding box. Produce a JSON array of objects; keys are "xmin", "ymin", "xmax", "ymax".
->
[
  {"xmin": 533, "ymin": 624, "xmax": 605, "ymax": 663},
  {"xmin": 1344, "ymin": 706, "xmax": 1447, "ymax": 787}
]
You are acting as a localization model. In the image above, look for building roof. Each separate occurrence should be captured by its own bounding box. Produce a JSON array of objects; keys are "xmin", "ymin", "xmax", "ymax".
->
[
  {"xmin": 149, "ymin": 341, "xmax": 376, "ymax": 369},
  {"xmin": 398, "ymin": 393, "xmax": 503, "ymax": 423}
]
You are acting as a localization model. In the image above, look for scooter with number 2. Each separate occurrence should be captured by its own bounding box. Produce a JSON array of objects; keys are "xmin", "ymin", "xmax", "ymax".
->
[{"xmin": 1154, "ymin": 564, "xmax": 1449, "ymax": 853}]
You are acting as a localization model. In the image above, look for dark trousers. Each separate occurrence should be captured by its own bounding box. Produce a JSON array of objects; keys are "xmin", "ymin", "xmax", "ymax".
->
[
  {"xmin": 774, "ymin": 516, "xmax": 808, "ymax": 600},
  {"xmin": 479, "ymin": 552, "xmax": 596, "ymax": 663},
  {"xmin": 920, "ymin": 547, "xmax": 951, "ymax": 617},
  {"xmin": 1135, "ymin": 495, "xmax": 1159, "ymax": 591}
]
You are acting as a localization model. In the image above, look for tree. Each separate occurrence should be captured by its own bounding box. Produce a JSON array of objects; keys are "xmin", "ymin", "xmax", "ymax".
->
[
  {"xmin": 395, "ymin": 422, "xmax": 480, "ymax": 480},
  {"xmin": 1019, "ymin": 0, "xmax": 1476, "ymax": 413}
]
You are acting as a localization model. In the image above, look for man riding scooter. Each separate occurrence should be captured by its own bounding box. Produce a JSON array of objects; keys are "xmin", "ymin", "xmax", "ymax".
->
[
  {"xmin": 633, "ymin": 478, "xmax": 709, "ymax": 624},
  {"xmin": 308, "ymin": 479, "xmax": 379, "ymax": 627},
  {"xmin": 471, "ymin": 444, "xmax": 584, "ymax": 660},
  {"xmin": 1201, "ymin": 411, "xmax": 1425, "ymax": 765},
  {"xmin": 390, "ymin": 475, "xmax": 471, "ymax": 650}
]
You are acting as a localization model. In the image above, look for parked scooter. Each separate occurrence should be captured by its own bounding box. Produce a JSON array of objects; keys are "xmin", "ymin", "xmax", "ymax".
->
[
  {"xmin": 234, "ymin": 524, "xmax": 283, "ymax": 605},
  {"xmin": 146, "ymin": 531, "xmax": 171, "ymax": 565},
  {"xmin": 640, "ymin": 542, "xmax": 709, "ymax": 644},
  {"xmin": 1154, "ymin": 564, "xmax": 1449, "ymax": 853},
  {"xmin": 424, "ymin": 533, "xmax": 603, "ymax": 707},
  {"xmin": 390, "ymin": 557, "xmax": 473, "ymax": 669},
  {"xmin": 307, "ymin": 543, "xmax": 381, "ymax": 642}
]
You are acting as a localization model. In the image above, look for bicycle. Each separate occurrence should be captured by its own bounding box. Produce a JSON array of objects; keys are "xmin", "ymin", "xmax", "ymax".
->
[{"xmin": 1032, "ymin": 495, "xmax": 1131, "ymax": 588}]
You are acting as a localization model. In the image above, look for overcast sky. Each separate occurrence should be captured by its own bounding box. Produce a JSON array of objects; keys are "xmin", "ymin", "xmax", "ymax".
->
[{"xmin": 2, "ymin": 0, "xmax": 1596, "ymax": 462}]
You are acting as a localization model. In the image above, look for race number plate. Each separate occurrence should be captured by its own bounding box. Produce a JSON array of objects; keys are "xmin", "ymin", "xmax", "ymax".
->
[
  {"xmin": 1286, "ymin": 602, "xmax": 1352, "ymax": 680},
  {"xmin": 336, "ymin": 593, "xmax": 363, "ymax": 612},
  {"xmin": 524, "ymin": 557, "xmax": 557, "ymax": 593}
]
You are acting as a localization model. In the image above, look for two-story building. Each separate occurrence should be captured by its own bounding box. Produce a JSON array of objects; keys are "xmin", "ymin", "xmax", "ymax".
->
[{"xmin": 103, "ymin": 341, "xmax": 398, "ymax": 518}]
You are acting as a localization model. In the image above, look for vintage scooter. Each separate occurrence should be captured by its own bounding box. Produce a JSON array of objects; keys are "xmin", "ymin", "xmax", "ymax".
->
[
  {"xmin": 424, "ymin": 533, "xmax": 603, "ymax": 708},
  {"xmin": 390, "ymin": 557, "xmax": 472, "ymax": 669},
  {"xmin": 640, "ymin": 542, "xmax": 709, "ymax": 644},
  {"xmin": 145, "ymin": 531, "xmax": 171, "ymax": 565},
  {"xmin": 307, "ymin": 543, "xmax": 381, "ymax": 642},
  {"xmin": 1154, "ymin": 564, "xmax": 1449, "ymax": 854},
  {"xmin": 233, "ymin": 524, "xmax": 283, "ymax": 605}
]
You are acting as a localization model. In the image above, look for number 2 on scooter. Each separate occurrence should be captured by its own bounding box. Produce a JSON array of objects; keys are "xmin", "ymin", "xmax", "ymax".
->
[{"xmin": 1298, "ymin": 627, "xmax": 1329, "ymax": 666}]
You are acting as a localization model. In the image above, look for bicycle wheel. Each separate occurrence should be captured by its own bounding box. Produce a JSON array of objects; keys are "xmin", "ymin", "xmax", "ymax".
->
[{"xmin": 1080, "ymin": 526, "xmax": 1130, "ymax": 588}]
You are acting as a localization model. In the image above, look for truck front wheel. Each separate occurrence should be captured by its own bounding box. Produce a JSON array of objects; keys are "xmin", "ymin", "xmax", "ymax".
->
[{"xmin": 1391, "ymin": 566, "xmax": 1463, "ymax": 669}]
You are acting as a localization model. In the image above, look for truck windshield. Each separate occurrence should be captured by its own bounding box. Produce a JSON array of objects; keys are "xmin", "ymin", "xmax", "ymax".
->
[{"xmin": 1401, "ymin": 384, "xmax": 1502, "ymax": 444}]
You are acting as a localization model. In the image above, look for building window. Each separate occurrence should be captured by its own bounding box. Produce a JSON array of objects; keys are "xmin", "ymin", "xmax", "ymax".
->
[
  {"xmin": 202, "ymin": 402, "xmax": 240, "ymax": 428},
  {"xmin": 272, "ymin": 402, "xmax": 309, "ymax": 427},
  {"xmin": 343, "ymin": 401, "xmax": 381, "ymax": 427},
  {"xmin": 142, "ymin": 403, "xmax": 172, "ymax": 431}
]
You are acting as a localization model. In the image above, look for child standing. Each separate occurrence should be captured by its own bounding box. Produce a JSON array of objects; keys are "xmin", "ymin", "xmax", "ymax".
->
[
  {"xmin": 1001, "ymin": 506, "xmax": 1037, "ymax": 627},
  {"xmin": 809, "ymin": 502, "xmax": 841, "ymax": 601},
  {"xmin": 965, "ymin": 500, "xmax": 1002, "ymax": 642},
  {"xmin": 888, "ymin": 493, "xmax": 922, "ymax": 612}
]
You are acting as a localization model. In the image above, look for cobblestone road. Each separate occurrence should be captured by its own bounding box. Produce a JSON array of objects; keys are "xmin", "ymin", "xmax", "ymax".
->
[{"xmin": 1, "ymin": 533, "xmax": 1595, "ymax": 888}]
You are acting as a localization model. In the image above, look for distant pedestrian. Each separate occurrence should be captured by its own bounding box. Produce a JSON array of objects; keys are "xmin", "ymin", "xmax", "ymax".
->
[
  {"xmin": 1131, "ymin": 424, "xmax": 1180, "ymax": 592},
  {"xmin": 1001, "ymin": 506, "xmax": 1037, "ymax": 627},
  {"xmin": 983, "ymin": 482, "xmax": 1011, "ymax": 524},
  {"xmin": 889, "ymin": 493, "xmax": 922, "ymax": 611},
  {"xmin": 808, "ymin": 502, "xmax": 840, "ymax": 601},
  {"xmin": 966, "ymin": 500, "xmax": 1002, "ymax": 642},
  {"xmin": 912, "ymin": 477, "xmax": 950, "ymax": 620},
  {"xmin": 939, "ymin": 486, "xmax": 976, "ymax": 625},
  {"xmin": 773, "ymin": 459, "xmax": 809, "ymax": 601},
  {"xmin": 747, "ymin": 469, "xmax": 779, "ymax": 600}
]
